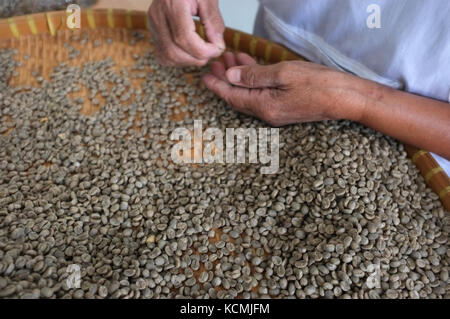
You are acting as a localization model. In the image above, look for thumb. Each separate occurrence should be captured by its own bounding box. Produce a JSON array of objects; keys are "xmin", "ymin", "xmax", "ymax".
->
[
  {"xmin": 198, "ymin": 0, "xmax": 226, "ymax": 51},
  {"xmin": 226, "ymin": 64, "xmax": 284, "ymax": 88}
]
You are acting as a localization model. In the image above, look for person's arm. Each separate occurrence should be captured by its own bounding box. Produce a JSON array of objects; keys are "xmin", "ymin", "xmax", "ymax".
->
[
  {"xmin": 350, "ymin": 79, "xmax": 450, "ymax": 159},
  {"xmin": 202, "ymin": 52, "xmax": 450, "ymax": 160}
]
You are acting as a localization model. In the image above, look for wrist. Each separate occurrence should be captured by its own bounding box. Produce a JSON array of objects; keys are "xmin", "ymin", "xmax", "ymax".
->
[{"xmin": 323, "ymin": 71, "xmax": 378, "ymax": 123}]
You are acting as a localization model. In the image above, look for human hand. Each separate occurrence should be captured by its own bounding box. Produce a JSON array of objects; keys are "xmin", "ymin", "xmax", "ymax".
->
[
  {"xmin": 148, "ymin": 0, "xmax": 225, "ymax": 67},
  {"xmin": 202, "ymin": 52, "xmax": 363, "ymax": 126}
]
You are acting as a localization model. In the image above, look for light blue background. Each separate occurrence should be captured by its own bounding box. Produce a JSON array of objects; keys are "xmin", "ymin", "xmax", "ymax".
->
[{"xmin": 219, "ymin": 0, "xmax": 259, "ymax": 33}]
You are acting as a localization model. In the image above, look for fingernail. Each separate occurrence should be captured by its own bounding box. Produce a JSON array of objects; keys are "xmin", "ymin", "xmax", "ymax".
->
[
  {"xmin": 227, "ymin": 68, "xmax": 241, "ymax": 83},
  {"xmin": 216, "ymin": 33, "xmax": 226, "ymax": 51}
]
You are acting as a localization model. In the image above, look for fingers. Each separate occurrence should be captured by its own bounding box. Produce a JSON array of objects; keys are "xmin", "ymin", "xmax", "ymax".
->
[
  {"xmin": 221, "ymin": 51, "xmax": 258, "ymax": 68},
  {"xmin": 210, "ymin": 52, "xmax": 259, "ymax": 82},
  {"xmin": 223, "ymin": 52, "xmax": 238, "ymax": 69},
  {"xmin": 150, "ymin": 11, "xmax": 207, "ymax": 67},
  {"xmin": 204, "ymin": 73, "xmax": 286, "ymax": 127},
  {"xmin": 148, "ymin": 0, "xmax": 224, "ymax": 67},
  {"xmin": 204, "ymin": 54, "xmax": 285, "ymax": 126},
  {"xmin": 205, "ymin": 52, "xmax": 268, "ymax": 110},
  {"xmin": 203, "ymin": 72, "xmax": 277, "ymax": 122},
  {"xmin": 198, "ymin": 0, "xmax": 226, "ymax": 50},
  {"xmin": 202, "ymin": 74, "xmax": 256, "ymax": 116},
  {"xmin": 210, "ymin": 61, "xmax": 227, "ymax": 81},
  {"xmin": 235, "ymin": 52, "xmax": 258, "ymax": 66},
  {"xmin": 226, "ymin": 62, "xmax": 287, "ymax": 89},
  {"xmin": 168, "ymin": 1, "xmax": 223, "ymax": 60}
]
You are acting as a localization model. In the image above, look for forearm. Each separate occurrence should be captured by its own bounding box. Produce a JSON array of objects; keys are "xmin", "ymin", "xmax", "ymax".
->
[{"xmin": 339, "ymin": 75, "xmax": 450, "ymax": 160}]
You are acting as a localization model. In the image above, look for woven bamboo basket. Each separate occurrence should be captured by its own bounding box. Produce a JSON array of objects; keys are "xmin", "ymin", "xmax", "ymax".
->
[{"xmin": 0, "ymin": 9, "xmax": 449, "ymax": 211}]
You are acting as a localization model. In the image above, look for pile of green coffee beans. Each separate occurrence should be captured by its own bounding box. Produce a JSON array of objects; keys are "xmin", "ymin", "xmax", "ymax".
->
[
  {"xmin": 0, "ymin": 33, "xmax": 448, "ymax": 299},
  {"xmin": 0, "ymin": 0, "xmax": 96, "ymax": 19}
]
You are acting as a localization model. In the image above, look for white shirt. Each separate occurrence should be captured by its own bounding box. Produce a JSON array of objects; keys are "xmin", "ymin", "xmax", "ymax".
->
[{"xmin": 254, "ymin": 0, "xmax": 450, "ymax": 175}]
